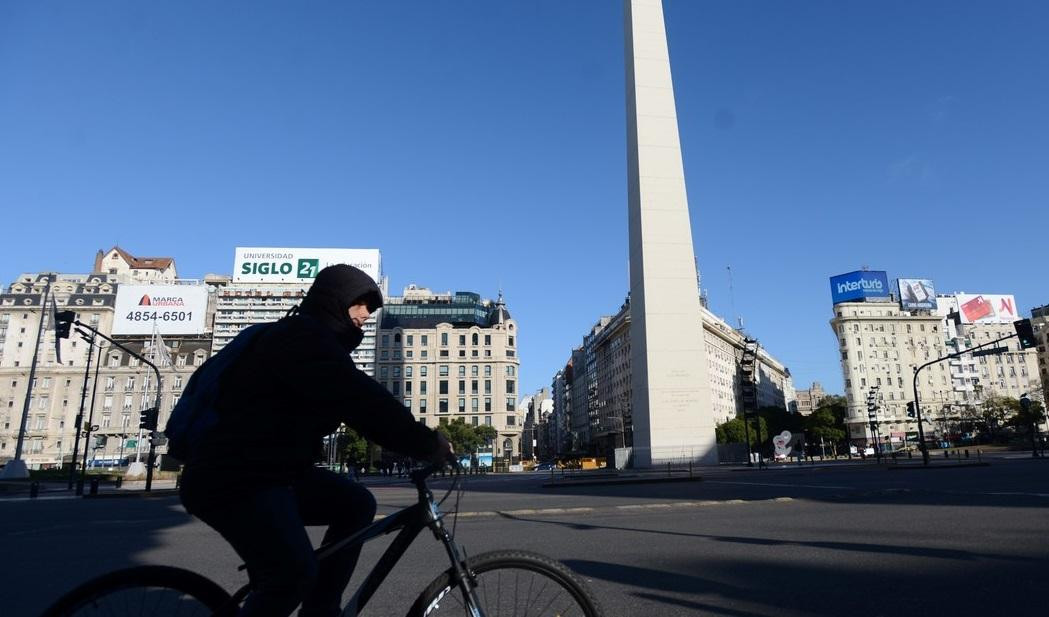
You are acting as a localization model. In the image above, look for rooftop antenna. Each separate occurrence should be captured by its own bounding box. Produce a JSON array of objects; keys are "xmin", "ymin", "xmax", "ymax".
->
[{"xmin": 726, "ymin": 265, "xmax": 743, "ymax": 331}]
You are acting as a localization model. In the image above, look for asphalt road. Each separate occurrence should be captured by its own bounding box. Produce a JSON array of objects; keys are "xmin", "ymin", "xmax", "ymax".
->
[{"xmin": 3, "ymin": 456, "xmax": 1047, "ymax": 616}]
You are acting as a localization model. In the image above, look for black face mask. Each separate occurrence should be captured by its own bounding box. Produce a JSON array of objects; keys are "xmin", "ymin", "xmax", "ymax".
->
[{"xmin": 340, "ymin": 324, "xmax": 365, "ymax": 353}]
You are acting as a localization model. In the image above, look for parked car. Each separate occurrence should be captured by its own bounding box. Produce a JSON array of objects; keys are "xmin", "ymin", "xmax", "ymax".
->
[{"xmin": 534, "ymin": 462, "xmax": 555, "ymax": 472}]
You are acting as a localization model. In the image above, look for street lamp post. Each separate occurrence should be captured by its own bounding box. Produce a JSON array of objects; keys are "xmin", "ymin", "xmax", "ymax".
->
[{"xmin": 0, "ymin": 279, "xmax": 52, "ymax": 479}]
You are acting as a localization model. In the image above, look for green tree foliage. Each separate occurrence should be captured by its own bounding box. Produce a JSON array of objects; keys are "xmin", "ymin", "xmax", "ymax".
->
[
  {"xmin": 715, "ymin": 417, "xmax": 768, "ymax": 447},
  {"xmin": 803, "ymin": 395, "xmax": 848, "ymax": 445},
  {"xmin": 338, "ymin": 427, "xmax": 369, "ymax": 467},
  {"xmin": 436, "ymin": 419, "xmax": 496, "ymax": 454}
]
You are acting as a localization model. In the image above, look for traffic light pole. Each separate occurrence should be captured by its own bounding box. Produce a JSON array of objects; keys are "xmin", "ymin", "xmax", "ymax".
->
[
  {"xmin": 912, "ymin": 332, "xmax": 1017, "ymax": 466},
  {"xmin": 71, "ymin": 321, "xmax": 162, "ymax": 491},
  {"xmin": 67, "ymin": 330, "xmax": 95, "ymax": 490},
  {"xmin": 79, "ymin": 342, "xmax": 107, "ymax": 494}
]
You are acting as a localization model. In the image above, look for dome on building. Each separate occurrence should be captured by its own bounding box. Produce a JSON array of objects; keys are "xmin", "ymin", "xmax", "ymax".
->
[{"xmin": 488, "ymin": 292, "xmax": 511, "ymax": 325}]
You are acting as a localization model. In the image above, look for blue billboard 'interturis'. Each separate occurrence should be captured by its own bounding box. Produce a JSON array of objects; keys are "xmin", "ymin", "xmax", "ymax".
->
[{"xmin": 829, "ymin": 270, "xmax": 890, "ymax": 304}]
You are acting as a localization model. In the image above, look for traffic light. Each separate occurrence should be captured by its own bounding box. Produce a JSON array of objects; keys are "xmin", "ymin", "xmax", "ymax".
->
[
  {"xmin": 1014, "ymin": 319, "xmax": 1036, "ymax": 350},
  {"xmin": 906, "ymin": 402, "xmax": 916, "ymax": 418},
  {"xmin": 139, "ymin": 407, "xmax": 159, "ymax": 432},
  {"xmin": 54, "ymin": 310, "xmax": 76, "ymax": 340}
]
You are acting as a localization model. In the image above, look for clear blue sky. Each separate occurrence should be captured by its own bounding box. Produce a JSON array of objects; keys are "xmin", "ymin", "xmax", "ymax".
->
[{"xmin": 2, "ymin": 1, "xmax": 1047, "ymax": 397}]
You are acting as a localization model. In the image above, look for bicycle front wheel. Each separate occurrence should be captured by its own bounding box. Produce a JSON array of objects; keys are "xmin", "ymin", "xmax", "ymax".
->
[
  {"xmin": 42, "ymin": 565, "xmax": 234, "ymax": 617},
  {"xmin": 409, "ymin": 550, "xmax": 602, "ymax": 617}
]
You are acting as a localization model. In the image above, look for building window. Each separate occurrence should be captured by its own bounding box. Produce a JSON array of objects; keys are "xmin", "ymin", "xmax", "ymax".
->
[
  {"xmin": 404, "ymin": 398, "xmax": 411, "ymax": 409},
  {"xmin": 458, "ymin": 366, "xmax": 466, "ymax": 377},
  {"xmin": 407, "ymin": 335, "xmax": 414, "ymax": 346},
  {"xmin": 484, "ymin": 335, "xmax": 491, "ymax": 346},
  {"xmin": 484, "ymin": 380, "xmax": 492, "ymax": 395},
  {"xmin": 420, "ymin": 366, "xmax": 428, "ymax": 377},
  {"xmin": 421, "ymin": 335, "xmax": 428, "ymax": 346},
  {"xmin": 485, "ymin": 365, "xmax": 492, "ymax": 377},
  {"xmin": 459, "ymin": 334, "xmax": 466, "ymax": 345},
  {"xmin": 485, "ymin": 416, "xmax": 492, "ymax": 426},
  {"xmin": 458, "ymin": 398, "xmax": 466, "ymax": 413},
  {"xmin": 439, "ymin": 380, "xmax": 448, "ymax": 395},
  {"xmin": 439, "ymin": 365, "xmax": 449, "ymax": 377},
  {"xmin": 439, "ymin": 399, "xmax": 448, "ymax": 413},
  {"xmin": 506, "ymin": 380, "xmax": 515, "ymax": 394},
  {"xmin": 381, "ymin": 366, "xmax": 388, "ymax": 378},
  {"xmin": 419, "ymin": 399, "xmax": 427, "ymax": 413},
  {"xmin": 381, "ymin": 334, "xmax": 389, "ymax": 347},
  {"xmin": 471, "ymin": 365, "xmax": 479, "ymax": 377},
  {"xmin": 472, "ymin": 333, "xmax": 478, "ymax": 345},
  {"xmin": 392, "ymin": 381, "xmax": 400, "ymax": 395},
  {"xmin": 393, "ymin": 367, "xmax": 401, "ymax": 378},
  {"xmin": 485, "ymin": 398, "xmax": 492, "ymax": 412},
  {"xmin": 405, "ymin": 381, "xmax": 413, "ymax": 395},
  {"xmin": 458, "ymin": 380, "xmax": 466, "ymax": 394},
  {"xmin": 506, "ymin": 416, "xmax": 516, "ymax": 426},
  {"xmin": 405, "ymin": 366, "xmax": 413, "ymax": 378},
  {"xmin": 394, "ymin": 333, "xmax": 401, "ymax": 344},
  {"xmin": 506, "ymin": 397, "xmax": 515, "ymax": 411},
  {"xmin": 506, "ymin": 366, "xmax": 515, "ymax": 376},
  {"xmin": 471, "ymin": 380, "xmax": 478, "ymax": 394},
  {"xmin": 441, "ymin": 333, "xmax": 448, "ymax": 346},
  {"xmin": 471, "ymin": 398, "xmax": 479, "ymax": 412},
  {"xmin": 508, "ymin": 336, "xmax": 514, "ymax": 346}
]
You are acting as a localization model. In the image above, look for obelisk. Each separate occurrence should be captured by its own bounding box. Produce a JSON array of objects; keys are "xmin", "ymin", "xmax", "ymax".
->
[{"xmin": 625, "ymin": 0, "xmax": 716, "ymax": 466}]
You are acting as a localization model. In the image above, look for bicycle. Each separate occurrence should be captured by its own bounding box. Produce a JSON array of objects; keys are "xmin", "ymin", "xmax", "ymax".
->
[{"xmin": 42, "ymin": 462, "xmax": 603, "ymax": 616}]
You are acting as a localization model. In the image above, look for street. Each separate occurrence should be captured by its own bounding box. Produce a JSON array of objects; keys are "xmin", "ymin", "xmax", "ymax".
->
[{"xmin": 3, "ymin": 456, "xmax": 1048, "ymax": 616}]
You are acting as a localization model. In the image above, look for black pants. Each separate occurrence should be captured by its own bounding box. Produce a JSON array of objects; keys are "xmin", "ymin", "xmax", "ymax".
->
[{"xmin": 181, "ymin": 468, "xmax": 377, "ymax": 617}]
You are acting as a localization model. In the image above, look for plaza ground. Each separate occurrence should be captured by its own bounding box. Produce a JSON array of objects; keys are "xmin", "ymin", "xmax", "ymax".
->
[{"xmin": 2, "ymin": 453, "xmax": 1047, "ymax": 616}]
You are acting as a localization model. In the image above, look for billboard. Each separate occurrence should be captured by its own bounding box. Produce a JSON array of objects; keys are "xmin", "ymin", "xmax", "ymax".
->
[
  {"xmin": 898, "ymin": 278, "xmax": 937, "ymax": 310},
  {"xmin": 956, "ymin": 293, "xmax": 1019, "ymax": 324},
  {"xmin": 829, "ymin": 270, "xmax": 890, "ymax": 304},
  {"xmin": 113, "ymin": 284, "xmax": 209, "ymax": 335},
  {"xmin": 233, "ymin": 248, "xmax": 381, "ymax": 284}
]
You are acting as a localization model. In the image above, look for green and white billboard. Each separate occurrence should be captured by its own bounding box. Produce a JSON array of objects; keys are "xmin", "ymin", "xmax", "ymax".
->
[{"xmin": 233, "ymin": 247, "xmax": 381, "ymax": 284}]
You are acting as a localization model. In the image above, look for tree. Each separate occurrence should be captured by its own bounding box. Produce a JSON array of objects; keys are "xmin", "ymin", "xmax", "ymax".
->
[
  {"xmin": 803, "ymin": 407, "xmax": 845, "ymax": 445},
  {"xmin": 436, "ymin": 419, "xmax": 496, "ymax": 455},
  {"xmin": 338, "ymin": 428, "xmax": 369, "ymax": 468},
  {"xmin": 716, "ymin": 417, "xmax": 768, "ymax": 448},
  {"xmin": 979, "ymin": 395, "xmax": 1018, "ymax": 443},
  {"xmin": 1007, "ymin": 398, "xmax": 1046, "ymax": 456}
]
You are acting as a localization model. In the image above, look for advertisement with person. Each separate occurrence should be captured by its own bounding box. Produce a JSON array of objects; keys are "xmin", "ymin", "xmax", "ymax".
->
[
  {"xmin": 898, "ymin": 278, "xmax": 937, "ymax": 310},
  {"xmin": 233, "ymin": 247, "xmax": 381, "ymax": 284},
  {"xmin": 112, "ymin": 284, "xmax": 209, "ymax": 335},
  {"xmin": 956, "ymin": 293, "xmax": 1019, "ymax": 324},
  {"xmin": 829, "ymin": 270, "xmax": 890, "ymax": 304}
]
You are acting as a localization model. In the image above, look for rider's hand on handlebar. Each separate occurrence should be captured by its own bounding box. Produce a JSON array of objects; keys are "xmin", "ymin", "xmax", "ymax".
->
[{"xmin": 432, "ymin": 432, "xmax": 455, "ymax": 466}]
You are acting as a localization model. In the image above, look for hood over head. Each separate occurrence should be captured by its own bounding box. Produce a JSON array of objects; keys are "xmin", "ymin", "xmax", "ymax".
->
[{"xmin": 299, "ymin": 264, "xmax": 383, "ymax": 352}]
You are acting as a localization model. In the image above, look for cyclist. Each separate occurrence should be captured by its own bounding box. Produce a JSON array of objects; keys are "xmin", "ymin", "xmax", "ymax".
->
[{"xmin": 179, "ymin": 264, "xmax": 453, "ymax": 617}]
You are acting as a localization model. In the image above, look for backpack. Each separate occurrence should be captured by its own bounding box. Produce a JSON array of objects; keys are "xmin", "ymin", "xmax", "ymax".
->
[{"xmin": 165, "ymin": 323, "xmax": 269, "ymax": 462}]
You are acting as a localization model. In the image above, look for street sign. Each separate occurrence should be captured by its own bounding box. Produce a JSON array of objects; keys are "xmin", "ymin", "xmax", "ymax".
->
[{"xmin": 972, "ymin": 346, "xmax": 1009, "ymax": 357}]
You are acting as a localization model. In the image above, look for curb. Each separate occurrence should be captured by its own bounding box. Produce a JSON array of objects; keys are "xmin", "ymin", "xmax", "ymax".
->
[
  {"xmin": 542, "ymin": 476, "xmax": 702, "ymax": 489},
  {"xmin": 885, "ymin": 462, "xmax": 991, "ymax": 471},
  {"xmin": 82, "ymin": 489, "xmax": 181, "ymax": 499}
]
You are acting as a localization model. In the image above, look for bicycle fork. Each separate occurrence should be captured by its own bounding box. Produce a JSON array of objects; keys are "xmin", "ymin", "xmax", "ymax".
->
[{"xmin": 427, "ymin": 499, "xmax": 484, "ymax": 616}]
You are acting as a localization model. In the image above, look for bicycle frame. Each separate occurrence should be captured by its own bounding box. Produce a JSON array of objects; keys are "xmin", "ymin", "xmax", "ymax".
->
[{"xmin": 221, "ymin": 466, "xmax": 483, "ymax": 617}]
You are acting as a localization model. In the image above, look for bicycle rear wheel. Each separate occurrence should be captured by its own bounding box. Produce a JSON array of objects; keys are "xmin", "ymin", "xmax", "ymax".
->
[
  {"xmin": 42, "ymin": 565, "xmax": 234, "ymax": 617},
  {"xmin": 409, "ymin": 550, "xmax": 602, "ymax": 617}
]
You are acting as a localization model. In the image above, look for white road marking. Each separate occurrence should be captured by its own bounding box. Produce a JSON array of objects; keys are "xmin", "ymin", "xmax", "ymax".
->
[{"xmin": 705, "ymin": 480, "xmax": 856, "ymax": 490}]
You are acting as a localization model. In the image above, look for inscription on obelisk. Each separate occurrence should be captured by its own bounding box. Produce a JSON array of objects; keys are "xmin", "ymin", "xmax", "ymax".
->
[{"xmin": 625, "ymin": 0, "xmax": 716, "ymax": 466}]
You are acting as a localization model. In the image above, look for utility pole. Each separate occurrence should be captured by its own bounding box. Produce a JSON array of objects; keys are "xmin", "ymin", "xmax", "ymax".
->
[{"xmin": 740, "ymin": 338, "xmax": 761, "ymax": 467}]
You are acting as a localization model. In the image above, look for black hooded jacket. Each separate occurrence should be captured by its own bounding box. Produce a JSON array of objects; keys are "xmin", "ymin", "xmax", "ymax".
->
[{"xmin": 183, "ymin": 265, "xmax": 438, "ymax": 489}]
